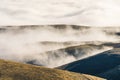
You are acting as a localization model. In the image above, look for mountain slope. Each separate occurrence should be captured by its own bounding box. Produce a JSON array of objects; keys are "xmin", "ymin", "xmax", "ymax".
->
[
  {"xmin": 0, "ymin": 59, "xmax": 105, "ymax": 80},
  {"xmin": 98, "ymin": 65, "xmax": 120, "ymax": 80},
  {"xmin": 58, "ymin": 48, "xmax": 120, "ymax": 80}
]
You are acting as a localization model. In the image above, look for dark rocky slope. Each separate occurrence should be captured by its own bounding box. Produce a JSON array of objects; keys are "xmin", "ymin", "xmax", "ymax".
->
[{"xmin": 58, "ymin": 48, "xmax": 120, "ymax": 80}]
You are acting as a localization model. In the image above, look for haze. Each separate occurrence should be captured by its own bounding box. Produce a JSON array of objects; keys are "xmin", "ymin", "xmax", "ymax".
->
[{"xmin": 0, "ymin": 0, "xmax": 120, "ymax": 26}]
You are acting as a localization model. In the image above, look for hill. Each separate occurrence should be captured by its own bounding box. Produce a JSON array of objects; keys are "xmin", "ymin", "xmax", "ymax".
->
[
  {"xmin": 0, "ymin": 59, "xmax": 105, "ymax": 80},
  {"xmin": 58, "ymin": 48, "xmax": 120, "ymax": 80},
  {"xmin": 98, "ymin": 65, "xmax": 120, "ymax": 80}
]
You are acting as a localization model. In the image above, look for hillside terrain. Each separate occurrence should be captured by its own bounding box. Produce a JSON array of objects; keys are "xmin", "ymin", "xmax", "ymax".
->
[
  {"xmin": 0, "ymin": 59, "xmax": 105, "ymax": 80},
  {"xmin": 58, "ymin": 48, "xmax": 120, "ymax": 80}
]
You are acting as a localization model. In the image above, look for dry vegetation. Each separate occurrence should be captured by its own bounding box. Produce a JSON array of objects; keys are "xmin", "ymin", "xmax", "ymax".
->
[{"xmin": 0, "ymin": 59, "xmax": 105, "ymax": 80}]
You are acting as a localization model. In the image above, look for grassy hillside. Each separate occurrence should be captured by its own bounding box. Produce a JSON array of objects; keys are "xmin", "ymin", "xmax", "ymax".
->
[{"xmin": 0, "ymin": 59, "xmax": 105, "ymax": 80}]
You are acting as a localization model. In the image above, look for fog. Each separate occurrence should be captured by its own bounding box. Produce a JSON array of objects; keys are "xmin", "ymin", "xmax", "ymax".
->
[{"xmin": 0, "ymin": 26, "xmax": 119, "ymax": 67}]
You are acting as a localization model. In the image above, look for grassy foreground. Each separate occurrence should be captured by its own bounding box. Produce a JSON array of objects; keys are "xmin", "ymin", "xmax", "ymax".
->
[{"xmin": 0, "ymin": 59, "xmax": 105, "ymax": 80}]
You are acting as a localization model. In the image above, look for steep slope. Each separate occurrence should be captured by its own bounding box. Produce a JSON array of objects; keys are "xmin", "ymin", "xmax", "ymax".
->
[
  {"xmin": 58, "ymin": 48, "xmax": 120, "ymax": 80},
  {"xmin": 98, "ymin": 65, "xmax": 120, "ymax": 80},
  {"xmin": 0, "ymin": 59, "xmax": 105, "ymax": 80}
]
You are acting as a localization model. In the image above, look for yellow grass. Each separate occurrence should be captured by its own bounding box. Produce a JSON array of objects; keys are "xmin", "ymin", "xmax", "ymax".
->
[{"xmin": 0, "ymin": 59, "xmax": 105, "ymax": 80}]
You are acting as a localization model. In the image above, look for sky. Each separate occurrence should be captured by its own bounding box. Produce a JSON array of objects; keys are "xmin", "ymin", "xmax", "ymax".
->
[{"xmin": 0, "ymin": 0, "xmax": 120, "ymax": 26}]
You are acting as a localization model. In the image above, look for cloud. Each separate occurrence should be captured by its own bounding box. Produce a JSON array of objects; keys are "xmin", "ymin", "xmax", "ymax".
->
[{"xmin": 0, "ymin": 0, "xmax": 120, "ymax": 26}]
